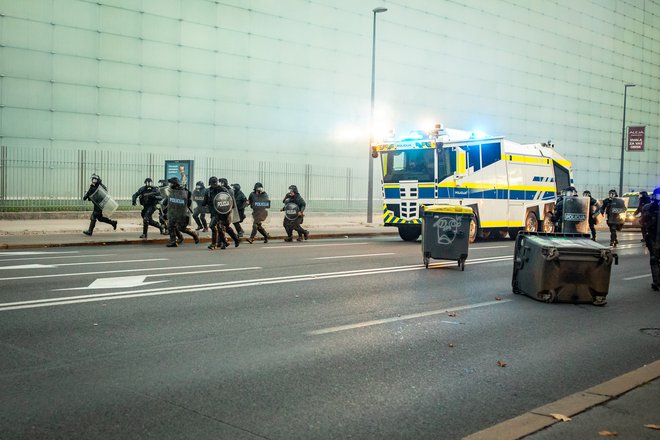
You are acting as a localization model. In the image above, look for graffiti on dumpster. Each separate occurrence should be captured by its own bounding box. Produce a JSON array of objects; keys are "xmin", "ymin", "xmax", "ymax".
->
[{"xmin": 433, "ymin": 216, "xmax": 461, "ymax": 245}]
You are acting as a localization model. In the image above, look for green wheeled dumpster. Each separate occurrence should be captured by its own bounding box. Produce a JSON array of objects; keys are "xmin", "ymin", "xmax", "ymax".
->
[
  {"xmin": 512, "ymin": 232, "xmax": 618, "ymax": 305},
  {"xmin": 421, "ymin": 205, "xmax": 474, "ymax": 270}
]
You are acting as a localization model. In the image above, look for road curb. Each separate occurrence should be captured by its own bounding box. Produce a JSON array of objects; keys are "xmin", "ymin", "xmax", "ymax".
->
[
  {"xmin": 462, "ymin": 359, "xmax": 660, "ymax": 440},
  {"xmin": 0, "ymin": 231, "xmax": 398, "ymax": 250}
]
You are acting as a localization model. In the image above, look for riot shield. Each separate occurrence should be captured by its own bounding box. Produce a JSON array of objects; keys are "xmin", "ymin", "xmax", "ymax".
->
[
  {"xmin": 213, "ymin": 191, "xmax": 233, "ymax": 215},
  {"xmin": 252, "ymin": 193, "xmax": 270, "ymax": 209},
  {"xmin": 607, "ymin": 197, "xmax": 626, "ymax": 225},
  {"xmin": 89, "ymin": 185, "xmax": 118, "ymax": 215},
  {"xmin": 284, "ymin": 202, "xmax": 300, "ymax": 221},
  {"xmin": 561, "ymin": 196, "xmax": 589, "ymax": 234},
  {"xmin": 167, "ymin": 189, "xmax": 189, "ymax": 225},
  {"xmin": 192, "ymin": 190, "xmax": 207, "ymax": 213}
]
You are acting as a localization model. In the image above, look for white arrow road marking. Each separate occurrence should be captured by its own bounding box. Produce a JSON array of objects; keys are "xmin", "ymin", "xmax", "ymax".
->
[
  {"xmin": 0, "ymin": 256, "xmax": 512, "ymax": 311},
  {"xmin": 0, "ymin": 251, "xmax": 80, "ymax": 256},
  {"xmin": 0, "ymin": 254, "xmax": 115, "ymax": 262},
  {"xmin": 308, "ymin": 300, "xmax": 511, "ymax": 335},
  {"xmin": 314, "ymin": 253, "xmax": 395, "ymax": 260},
  {"xmin": 0, "ymin": 258, "xmax": 167, "ymax": 271},
  {"xmin": 86, "ymin": 276, "xmax": 166, "ymax": 289},
  {"xmin": 54, "ymin": 267, "xmax": 261, "ymax": 291},
  {"xmin": 0, "ymin": 263, "xmax": 221, "ymax": 282}
]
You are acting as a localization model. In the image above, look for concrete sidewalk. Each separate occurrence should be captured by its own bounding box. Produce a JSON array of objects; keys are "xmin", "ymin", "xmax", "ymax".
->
[{"xmin": 0, "ymin": 213, "xmax": 657, "ymax": 439}]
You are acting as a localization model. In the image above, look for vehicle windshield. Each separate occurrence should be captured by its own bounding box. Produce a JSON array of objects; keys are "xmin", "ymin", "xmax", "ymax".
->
[
  {"xmin": 380, "ymin": 148, "xmax": 455, "ymax": 183},
  {"xmin": 626, "ymin": 194, "xmax": 639, "ymax": 208}
]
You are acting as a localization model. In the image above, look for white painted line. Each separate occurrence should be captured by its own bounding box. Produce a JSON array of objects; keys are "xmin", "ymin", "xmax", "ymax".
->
[
  {"xmin": 0, "ymin": 258, "xmax": 168, "ymax": 271},
  {"xmin": 623, "ymin": 273, "xmax": 651, "ymax": 280},
  {"xmin": 308, "ymin": 300, "xmax": 511, "ymax": 335},
  {"xmin": 0, "ymin": 256, "xmax": 512, "ymax": 311},
  {"xmin": 314, "ymin": 253, "xmax": 395, "ymax": 260},
  {"xmin": 0, "ymin": 263, "xmax": 225, "ymax": 282},
  {"xmin": 53, "ymin": 267, "xmax": 262, "ymax": 291},
  {"xmin": 263, "ymin": 242, "xmax": 369, "ymax": 249},
  {"xmin": 471, "ymin": 245, "xmax": 509, "ymax": 250},
  {"xmin": 0, "ymin": 251, "xmax": 80, "ymax": 256},
  {"xmin": 0, "ymin": 254, "xmax": 115, "ymax": 262}
]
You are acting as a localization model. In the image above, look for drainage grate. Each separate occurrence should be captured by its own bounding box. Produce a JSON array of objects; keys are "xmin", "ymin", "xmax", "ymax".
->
[{"xmin": 640, "ymin": 328, "xmax": 660, "ymax": 337}]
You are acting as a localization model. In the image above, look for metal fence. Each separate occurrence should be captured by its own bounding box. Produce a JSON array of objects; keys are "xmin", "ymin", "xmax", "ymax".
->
[{"xmin": 0, "ymin": 146, "xmax": 373, "ymax": 212}]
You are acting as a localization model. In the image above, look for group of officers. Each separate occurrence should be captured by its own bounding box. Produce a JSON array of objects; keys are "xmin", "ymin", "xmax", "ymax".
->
[
  {"xmin": 552, "ymin": 185, "xmax": 660, "ymax": 291},
  {"xmin": 82, "ymin": 174, "xmax": 310, "ymax": 249}
]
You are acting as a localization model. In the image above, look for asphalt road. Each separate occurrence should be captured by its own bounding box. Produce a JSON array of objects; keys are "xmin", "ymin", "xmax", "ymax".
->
[{"xmin": 0, "ymin": 232, "xmax": 658, "ymax": 439}]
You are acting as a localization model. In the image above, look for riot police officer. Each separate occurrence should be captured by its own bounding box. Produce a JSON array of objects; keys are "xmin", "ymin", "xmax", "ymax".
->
[
  {"xmin": 640, "ymin": 187, "xmax": 660, "ymax": 291},
  {"xmin": 82, "ymin": 174, "xmax": 118, "ymax": 236},
  {"xmin": 156, "ymin": 179, "xmax": 169, "ymax": 234},
  {"xmin": 163, "ymin": 177, "xmax": 199, "ymax": 247},
  {"xmin": 191, "ymin": 181, "xmax": 209, "ymax": 232},
  {"xmin": 231, "ymin": 183, "xmax": 247, "ymax": 238},
  {"xmin": 600, "ymin": 189, "xmax": 625, "ymax": 247},
  {"xmin": 281, "ymin": 184, "xmax": 309, "ymax": 242},
  {"xmin": 246, "ymin": 182, "xmax": 271, "ymax": 244},
  {"xmin": 203, "ymin": 177, "xmax": 225, "ymax": 250},
  {"xmin": 132, "ymin": 178, "xmax": 164, "ymax": 239},
  {"xmin": 218, "ymin": 178, "xmax": 240, "ymax": 247},
  {"xmin": 552, "ymin": 186, "xmax": 577, "ymax": 231},
  {"xmin": 582, "ymin": 190, "xmax": 598, "ymax": 241}
]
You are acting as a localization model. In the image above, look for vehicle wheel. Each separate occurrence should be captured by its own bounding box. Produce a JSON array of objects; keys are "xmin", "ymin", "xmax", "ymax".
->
[
  {"xmin": 542, "ymin": 215, "xmax": 554, "ymax": 233},
  {"xmin": 469, "ymin": 215, "xmax": 479, "ymax": 244},
  {"xmin": 398, "ymin": 226, "xmax": 421, "ymax": 242},
  {"xmin": 524, "ymin": 211, "xmax": 539, "ymax": 233}
]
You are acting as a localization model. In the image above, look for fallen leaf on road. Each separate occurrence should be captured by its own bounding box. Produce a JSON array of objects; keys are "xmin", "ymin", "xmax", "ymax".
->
[
  {"xmin": 447, "ymin": 312, "xmax": 457, "ymax": 317},
  {"xmin": 598, "ymin": 431, "xmax": 618, "ymax": 436},
  {"xmin": 495, "ymin": 297, "xmax": 503, "ymax": 301},
  {"xmin": 550, "ymin": 413, "xmax": 571, "ymax": 422},
  {"xmin": 645, "ymin": 424, "xmax": 660, "ymax": 430},
  {"xmin": 496, "ymin": 360, "xmax": 507, "ymax": 367},
  {"xmin": 448, "ymin": 343, "xmax": 455, "ymax": 348}
]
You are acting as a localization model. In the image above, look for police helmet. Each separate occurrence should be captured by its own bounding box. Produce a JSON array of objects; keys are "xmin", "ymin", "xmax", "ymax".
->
[
  {"xmin": 144, "ymin": 177, "xmax": 153, "ymax": 186},
  {"xmin": 288, "ymin": 185, "xmax": 298, "ymax": 193},
  {"xmin": 653, "ymin": 187, "xmax": 660, "ymax": 201},
  {"xmin": 219, "ymin": 178, "xmax": 229, "ymax": 188},
  {"xmin": 231, "ymin": 183, "xmax": 241, "ymax": 191},
  {"xmin": 582, "ymin": 190, "xmax": 591, "ymax": 197},
  {"xmin": 565, "ymin": 186, "xmax": 577, "ymax": 197},
  {"xmin": 608, "ymin": 189, "xmax": 618, "ymax": 198},
  {"xmin": 195, "ymin": 180, "xmax": 204, "ymax": 188},
  {"xmin": 90, "ymin": 173, "xmax": 100, "ymax": 183},
  {"xmin": 254, "ymin": 182, "xmax": 264, "ymax": 192},
  {"xmin": 167, "ymin": 177, "xmax": 180, "ymax": 186},
  {"xmin": 208, "ymin": 176, "xmax": 218, "ymax": 186},
  {"xmin": 640, "ymin": 191, "xmax": 648, "ymax": 197}
]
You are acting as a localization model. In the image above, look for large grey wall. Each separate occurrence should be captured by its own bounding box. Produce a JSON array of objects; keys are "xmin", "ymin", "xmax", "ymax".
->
[{"xmin": 1, "ymin": 0, "xmax": 659, "ymax": 198}]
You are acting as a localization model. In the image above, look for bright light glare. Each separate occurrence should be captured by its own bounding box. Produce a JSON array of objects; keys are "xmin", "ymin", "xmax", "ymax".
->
[
  {"xmin": 334, "ymin": 124, "xmax": 361, "ymax": 142},
  {"xmin": 471, "ymin": 130, "xmax": 488, "ymax": 139},
  {"xmin": 372, "ymin": 104, "xmax": 394, "ymax": 141}
]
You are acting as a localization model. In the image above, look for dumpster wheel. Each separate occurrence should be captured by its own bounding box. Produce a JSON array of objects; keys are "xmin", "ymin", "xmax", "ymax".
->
[
  {"xmin": 459, "ymin": 258, "xmax": 465, "ymax": 271},
  {"xmin": 423, "ymin": 253, "xmax": 430, "ymax": 269}
]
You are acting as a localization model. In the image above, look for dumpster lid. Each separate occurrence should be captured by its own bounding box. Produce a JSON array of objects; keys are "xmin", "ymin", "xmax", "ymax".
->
[
  {"xmin": 523, "ymin": 235, "xmax": 611, "ymax": 251},
  {"xmin": 423, "ymin": 204, "xmax": 473, "ymax": 214}
]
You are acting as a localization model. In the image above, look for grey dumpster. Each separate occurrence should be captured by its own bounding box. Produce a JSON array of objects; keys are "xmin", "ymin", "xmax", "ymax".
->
[
  {"xmin": 421, "ymin": 205, "xmax": 473, "ymax": 270},
  {"xmin": 512, "ymin": 232, "xmax": 617, "ymax": 306}
]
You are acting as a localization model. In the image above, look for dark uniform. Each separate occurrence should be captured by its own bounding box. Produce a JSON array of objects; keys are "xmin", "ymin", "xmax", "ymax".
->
[
  {"xmin": 203, "ymin": 177, "xmax": 240, "ymax": 249},
  {"xmin": 163, "ymin": 177, "xmax": 199, "ymax": 247},
  {"xmin": 156, "ymin": 179, "xmax": 169, "ymax": 234},
  {"xmin": 82, "ymin": 174, "xmax": 117, "ymax": 236},
  {"xmin": 600, "ymin": 189, "xmax": 622, "ymax": 246},
  {"xmin": 246, "ymin": 182, "xmax": 270, "ymax": 244},
  {"xmin": 231, "ymin": 183, "xmax": 247, "ymax": 238},
  {"xmin": 582, "ymin": 190, "xmax": 598, "ymax": 241},
  {"xmin": 635, "ymin": 191, "xmax": 652, "ymax": 240},
  {"xmin": 640, "ymin": 187, "xmax": 660, "ymax": 291},
  {"xmin": 282, "ymin": 185, "xmax": 309, "ymax": 242},
  {"xmin": 218, "ymin": 178, "xmax": 240, "ymax": 247},
  {"xmin": 191, "ymin": 181, "xmax": 209, "ymax": 232},
  {"xmin": 132, "ymin": 177, "xmax": 164, "ymax": 239},
  {"xmin": 552, "ymin": 186, "xmax": 577, "ymax": 232}
]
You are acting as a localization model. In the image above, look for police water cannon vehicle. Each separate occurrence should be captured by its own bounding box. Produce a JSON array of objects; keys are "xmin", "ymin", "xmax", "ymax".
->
[{"xmin": 372, "ymin": 124, "xmax": 574, "ymax": 242}]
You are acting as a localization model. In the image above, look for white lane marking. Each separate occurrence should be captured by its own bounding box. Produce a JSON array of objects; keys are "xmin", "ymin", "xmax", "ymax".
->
[
  {"xmin": 0, "ymin": 263, "xmax": 225, "ymax": 282},
  {"xmin": 623, "ymin": 274, "xmax": 651, "ymax": 280},
  {"xmin": 0, "ymin": 258, "xmax": 168, "ymax": 270},
  {"xmin": 0, "ymin": 256, "xmax": 511, "ymax": 311},
  {"xmin": 314, "ymin": 253, "xmax": 395, "ymax": 260},
  {"xmin": 0, "ymin": 251, "xmax": 80, "ymax": 256},
  {"xmin": 53, "ymin": 267, "xmax": 262, "ymax": 291},
  {"xmin": 471, "ymin": 245, "xmax": 509, "ymax": 250},
  {"xmin": 0, "ymin": 254, "xmax": 115, "ymax": 262},
  {"xmin": 263, "ymin": 242, "xmax": 369, "ymax": 249},
  {"xmin": 308, "ymin": 300, "xmax": 511, "ymax": 335},
  {"xmin": 86, "ymin": 276, "xmax": 166, "ymax": 289}
]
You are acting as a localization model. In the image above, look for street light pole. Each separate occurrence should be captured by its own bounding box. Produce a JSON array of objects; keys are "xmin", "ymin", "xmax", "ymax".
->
[
  {"xmin": 366, "ymin": 6, "xmax": 387, "ymax": 224},
  {"xmin": 619, "ymin": 83, "xmax": 635, "ymax": 196}
]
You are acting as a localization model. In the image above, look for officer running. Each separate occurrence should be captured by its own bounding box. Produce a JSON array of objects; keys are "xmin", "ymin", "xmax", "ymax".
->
[
  {"xmin": 218, "ymin": 178, "xmax": 241, "ymax": 247},
  {"xmin": 132, "ymin": 177, "xmax": 165, "ymax": 239},
  {"xmin": 600, "ymin": 189, "xmax": 624, "ymax": 247},
  {"xmin": 156, "ymin": 179, "xmax": 169, "ymax": 234},
  {"xmin": 82, "ymin": 174, "xmax": 118, "ymax": 236},
  {"xmin": 191, "ymin": 180, "xmax": 209, "ymax": 232},
  {"xmin": 246, "ymin": 182, "xmax": 271, "ymax": 244},
  {"xmin": 281, "ymin": 184, "xmax": 309, "ymax": 242},
  {"xmin": 231, "ymin": 183, "xmax": 248, "ymax": 238},
  {"xmin": 640, "ymin": 187, "xmax": 660, "ymax": 291},
  {"xmin": 163, "ymin": 177, "xmax": 199, "ymax": 247},
  {"xmin": 582, "ymin": 190, "xmax": 598, "ymax": 241}
]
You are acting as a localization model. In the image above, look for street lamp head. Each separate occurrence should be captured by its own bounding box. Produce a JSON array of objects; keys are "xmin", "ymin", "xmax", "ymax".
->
[
  {"xmin": 373, "ymin": 7, "xmax": 388, "ymax": 13},
  {"xmin": 625, "ymin": 84, "xmax": 636, "ymax": 88}
]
